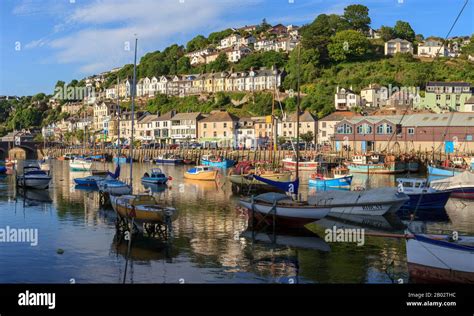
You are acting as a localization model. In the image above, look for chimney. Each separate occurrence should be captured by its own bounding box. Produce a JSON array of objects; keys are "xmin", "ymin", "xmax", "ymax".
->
[{"xmin": 336, "ymin": 86, "xmax": 339, "ymax": 93}]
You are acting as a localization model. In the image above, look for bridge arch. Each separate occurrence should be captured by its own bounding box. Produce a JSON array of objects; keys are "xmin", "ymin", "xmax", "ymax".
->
[{"xmin": 9, "ymin": 146, "xmax": 37, "ymax": 160}]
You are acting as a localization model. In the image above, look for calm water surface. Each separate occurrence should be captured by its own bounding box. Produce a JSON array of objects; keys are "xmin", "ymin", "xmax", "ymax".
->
[{"xmin": 0, "ymin": 160, "xmax": 472, "ymax": 283}]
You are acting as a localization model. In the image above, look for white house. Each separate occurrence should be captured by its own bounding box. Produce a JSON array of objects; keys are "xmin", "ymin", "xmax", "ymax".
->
[
  {"xmin": 417, "ymin": 40, "xmax": 448, "ymax": 58},
  {"xmin": 360, "ymin": 84, "xmax": 389, "ymax": 107},
  {"xmin": 237, "ymin": 117, "xmax": 256, "ymax": 149},
  {"xmin": 335, "ymin": 86, "xmax": 361, "ymax": 111},
  {"xmin": 226, "ymin": 45, "xmax": 252, "ymax": 63},
  {"xmin": 170, "ymin": 112, "xmax": 202, "ymax": 143},
  {"xmin": 219, "ymin": 34, "xmax": 241, "ymax": 49}
]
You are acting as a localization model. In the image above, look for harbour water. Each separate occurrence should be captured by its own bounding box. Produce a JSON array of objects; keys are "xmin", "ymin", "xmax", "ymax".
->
[{"xmin": 0, "ymin": 160, "xmax": 472, "ymax": 283}]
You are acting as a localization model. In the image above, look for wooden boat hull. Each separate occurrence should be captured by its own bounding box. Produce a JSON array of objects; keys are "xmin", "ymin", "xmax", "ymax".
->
[
  {"xmin": 228, "ymin": 172, "xmax": 291, "ymax": 186},
  {"xmin": 111, "ymin": 195, "xmax": 177, "ymax": 224},
  {"xmin": 283, "ymin": 160, "xmax": 319, "ymax": 171},
  {"xmin": 406, "ymin": 235, "xmax": 474, "ymax": 284},
  {"xmin": 184, "ymin": 170, "xmax": 218, "ymax": 181}
]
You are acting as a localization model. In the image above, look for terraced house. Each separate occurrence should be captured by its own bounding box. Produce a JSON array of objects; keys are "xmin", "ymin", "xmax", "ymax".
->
[{"xmin": 414, "ymin": 82, "xmax": 472, "ymax": 113}]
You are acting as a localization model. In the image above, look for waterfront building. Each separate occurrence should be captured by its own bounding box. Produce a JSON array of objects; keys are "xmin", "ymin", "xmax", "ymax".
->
[
  {"xmin": 318, "ymin": 111, "xmax": 360, "ymax": 147},
  {"xmin": 137, "ymin": 114, "xmax": 158, "ymax": 142},
  {"xmin": 384, "ymin": 38, "xmax": 414, "ymax": 56},
  {"xmin": 236, "ymin": 117, "xmax": 256, "ymax": 149},
  {"xmin": 198, "ymin": 110, "xmax": 239, "ymax": 148},
  {"xmin": 170, "ymin": 112, "xmax": 203, "ymax": 143},
  {"xmin": 118, "ymin": 111, "xmax": 148, "ymax": 142},
  {"xmin": 333, "ymin": 113, "xmax": 474, "ymax": 153},
  {"xmin": 414, "ymin": 82, "xmax": 472, "ymax": 113},
  {"xmin": 278, "ymin": 110, "xmax": 317, "ymax": 141},
  {"xmin": 153, "ymin": 111, "xmax": 176, "ymax": 144},
  {"xmin": 335, "ymin": 86, "xmax": 362, "ymax": 111},
  {"xmin": 253, "ymin": 116, "xmax": 273, "ymax": 148}
]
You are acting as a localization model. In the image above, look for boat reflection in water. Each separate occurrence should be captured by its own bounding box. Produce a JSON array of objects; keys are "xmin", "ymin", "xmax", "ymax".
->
[
  {"xmin": 111, "ymin": 234, "xmax": 178, "ymax": 263},
  {"xmin": 141, "ymin": 182, "xmax": 168, "ymax": 193},
  {"xmin": 241, "ymin": 229, "xmax": 330, "ymax": 252},
  {"xmin": 316, "ymin": 213, "xmax": 406, "ymax": 233},
  {"xmin": 15, "ymin": 187, "xmax": 53, "ymax": 206}
]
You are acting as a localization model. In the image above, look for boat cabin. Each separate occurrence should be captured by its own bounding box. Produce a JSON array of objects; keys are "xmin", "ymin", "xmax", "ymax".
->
[
  {"xmin": 189, "ymin": 166, "xmax": 213, "ymax": 174},
  {"xmin": 397, "ymin": 178, "xmax": 429, "ymax": 193}
]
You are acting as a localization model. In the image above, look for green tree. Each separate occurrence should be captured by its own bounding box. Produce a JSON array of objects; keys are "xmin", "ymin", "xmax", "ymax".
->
[
  {"xmin": 379, "ymin": 26, "xmax": 395, "ymax": 42},
  {"xmin": 394, "ymin": 20, "xmax": 415, "ymax": 42},
  {"xmin": 207, "ymin": 53, "xmax": 229, "ymax": 72},
  {"xmin": 208, "ymin": 29, "xmax": 233, "ymax": 44},
  {"xmin": 186, "ymin": 35, "xmax": 209, "ymax": 52},
  {"xmin": 177, "ymin": 56, "xmax": 191, "ymax": 74},
  {"xmin": 343, "ymin": 4, "xmax": 371, "ymax": 33},
  {"xmin": 328, "ymin": 30, "xmax": 370, "ymax": 62},
  {"xmin": 300, "ymin": 131, "xmax": 314, "ymax": 145},
  {"xmin": 256, "ymin": 18, "xmax": 272, "ymax": 33}
]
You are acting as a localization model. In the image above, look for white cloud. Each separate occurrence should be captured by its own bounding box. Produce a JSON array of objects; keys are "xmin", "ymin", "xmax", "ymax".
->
[{"xmin": 45, "ymin": 0, "xmax": 261, "ymax": 74}]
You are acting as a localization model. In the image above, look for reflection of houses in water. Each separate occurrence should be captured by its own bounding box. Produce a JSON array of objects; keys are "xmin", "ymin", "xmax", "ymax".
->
[{"xmin": 111, "ymin": 235, "xmax": 178, "ymax": 263}]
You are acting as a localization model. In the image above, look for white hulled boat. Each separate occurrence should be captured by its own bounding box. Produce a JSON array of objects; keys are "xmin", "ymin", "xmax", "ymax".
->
[{"xmin": 16, "ymin": 165, "xmax": 52, "ymax": 190}]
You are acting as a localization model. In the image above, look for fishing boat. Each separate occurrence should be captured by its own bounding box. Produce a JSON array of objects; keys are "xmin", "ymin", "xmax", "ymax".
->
[
  {"xmin": 427, "ymin": 165, "xmax": 463, "ymax": 177},
  {"xmin": 73, "ymin": 176, "xmax": 104, "ymax": 187},
  {"xmin": 141, "ymin": 168, "xmax": 169, "ymax": 184},
  {"xmin": 69, "ymin": 158, "xmax": 92, "ymax": 171},
  {"xmin": 111, "ymin": 194, "xmax": 178, "ymax": 225},
  {"xmin": 184, "ymin": 166, "xmax": 218, "ymax": 181},
  {"xmin": 228, "ymin": 162, "xmax": 292, "ymax": 194},
  {"xmin": 345, "ymin": 154, "xmax": 405, "ymax": 174},
  {"xmin": 154, "ymin": 153, "xmax": 183, "ymax": 164},
  {"xmin": 430, "ymin": 171, "xmax": 474, "ymax": 199},
  {"xmin": 308, "ymin": 172, "xmax": 353, "ymax": 190},
  {"xmin": 16, "ymin": 165, "xmax": 52, "ymax": 189},
  {"xmin": 406, "ymin": 233, "xmax": 474, "ymax": 283},
  {"xmin": 200, "ymin": 155, "xmax": 234, "ymax": 168},
  {"xmin": 282, "ymin": 155, "xmax": 321, "ymax": 171},
  {"xmin": 396, "ymin": 178, "xmax": 451, "ymax": 210},
  {"xmin": 113, "ymin": 155, "xmax": 131, "ymax": 164},
  {"xmin": 239, "ymin": 192, "xmax": 331, "ymax": 227}
]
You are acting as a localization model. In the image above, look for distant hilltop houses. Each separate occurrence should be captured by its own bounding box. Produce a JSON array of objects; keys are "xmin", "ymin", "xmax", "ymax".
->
[{"xmin": 383, "ymin": 35, "xmax": 471, "ymax": 57}]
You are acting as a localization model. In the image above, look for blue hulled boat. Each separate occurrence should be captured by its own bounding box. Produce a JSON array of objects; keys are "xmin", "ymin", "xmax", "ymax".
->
[
  {"xmin": 396, "ymin": 178, "xmax": 451, "ymax": 210},
  {"xmin": 308, "ymin": 175, "xmax": 353, "ymax": 190},
  {"xmin": 200, "ymin": 155, "xmax": 235, "ymax": 168},
  {"xmin": 0, "ymin": 166, "xmax": 7, "ymax": 174},
  {"xmin": 113, "ymin": 156, "xmax": 131, "ymax": 164},
  {"xmin": 73, "ymin": 165, "xmax": 121, "ymax": 188},
  {"xmin": 427, "ymin": 165, "xmax": 463, "ymax": 177},
  {"xmin": 141, "ymin": 168, "xmax": 169, "ymax": 184}
]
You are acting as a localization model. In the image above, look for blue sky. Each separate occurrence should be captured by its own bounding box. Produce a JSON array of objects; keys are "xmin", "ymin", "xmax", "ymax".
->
[{"xmin": 0, "ymin": 0, "xmax": 472, "ymax": 96}]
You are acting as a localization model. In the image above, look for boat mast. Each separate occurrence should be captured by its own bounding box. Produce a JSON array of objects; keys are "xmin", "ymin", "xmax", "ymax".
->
[
  {"xmin": 117, "ymin": 78, "xmax": 121, "ymax": 160},
  {"xmin": 129, "ymin": 37, "xmax": 138, "ymax": 191},
  {"xmin": 296, "ymin": 45, "xmax": 301, "ymax": 182}
]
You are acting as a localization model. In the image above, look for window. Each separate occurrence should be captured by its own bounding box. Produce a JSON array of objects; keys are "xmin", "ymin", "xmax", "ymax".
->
[
  {"xmin": 289, "ymin": 123, "xmax": 292, "ymax": 128},
  {"xmin": 283, "ymin": 123, "xmax": 286, "ymax": 128},
  {"xmin": 322, "ymin": 122, "xmax": 327, "ymax": 128},
  {"xmin": 223, "ymin": 131, "xmax": 227, "ymax": 137},
  {"xmin": 357, "ymin": 124, "xmax": 372, "ymax": 134},
  {"xmin": 203, "ymin": 123, "xmax": 207, "ymax": 129},
  {"xmin": 377, "ymin": 123, "xmax": 393, "ymax": 134},
  {"xmin": 408, "ymin": 128, "xmax": 415, "ymax": 135},
  {"xmin": 213, "ymin": 123, "xmax": 216, "ymax": 128},
  {"xmin": 337, "ymin": 123, "xmax": 353, "ymax": 134},
  {"xmin": 436, "ymin": 95, "xmax": 441, "ymax": 100},
  {"xmin": 446, "ymin": 95, "xmax": 451, "ymax": 101},
  {"xmin": 322, "ymin": 131, "xmax": 326, "ymax": 137},
  {"xmin": 283, "ymin": 132, "xmax": 287, "ymax": 136},
  {"xmin": 223, "ymin": 123, "xmax": 227, "ymax": 128},
  {"xmin": 213, "ymin": 131, "xmax": 217, "ymax": 137}
]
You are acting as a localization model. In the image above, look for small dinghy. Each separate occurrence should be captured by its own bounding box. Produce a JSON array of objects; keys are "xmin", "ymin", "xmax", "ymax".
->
[
  {"xmin": 184, "ymin": 166, "xmax": 218, "ymax": 181},
  {"xmin": 141, "ymin": 168, "xmax": 169, "ymax": 184},
  {"xmin": 110, "ymin": 194, "xmax": 177, "ymax": 225}
]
